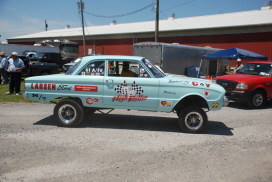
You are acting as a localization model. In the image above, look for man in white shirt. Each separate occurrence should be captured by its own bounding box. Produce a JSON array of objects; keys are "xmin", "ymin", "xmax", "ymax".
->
[
  {"xmin": 234, "ymin": 58, "xmax": 244, "ymax": 74},
  {"xmin": 6, "ymin": 52, "xmax": 25, "ymax": 95}
]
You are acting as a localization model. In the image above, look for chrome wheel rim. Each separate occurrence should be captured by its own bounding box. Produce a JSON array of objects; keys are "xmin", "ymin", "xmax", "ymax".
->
[
  {"xmin": 253, "ymin": 94, "xmax": 263, "ymax": 106},
  {"xmin": 185, "ymin": 112, "xmax": 203, "ymax": 130},
  {"xmin": 58, "ymin": 104, "xmax": 77, "ymax": 124}
]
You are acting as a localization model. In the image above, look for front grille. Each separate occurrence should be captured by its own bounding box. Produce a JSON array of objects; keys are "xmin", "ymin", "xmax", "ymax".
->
[{"xmin": 216, "ymin": 79, "xmax": 238, "ymax": 91}]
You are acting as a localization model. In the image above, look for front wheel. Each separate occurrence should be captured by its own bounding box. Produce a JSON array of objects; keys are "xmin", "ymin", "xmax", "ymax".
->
[
  {"xmin": 178, "ymin": 106, "xmax": 207, "ymax": 133},
  {"xmin": 247, "ymin": 90, "xmax": 266, "ymax": 109},
  {"xmin": 53, "ymin": 99, "xmax": 84, "ymax": 127}
]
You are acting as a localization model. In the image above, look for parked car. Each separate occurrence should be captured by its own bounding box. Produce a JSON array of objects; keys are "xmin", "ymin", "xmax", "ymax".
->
[
  {"xmin": 214, "ymin": 61, "xmax": 272, "ymax": 108},
  {"xmin": 23, "ymin": 55, "xmax": 228, "ymax": 133}
]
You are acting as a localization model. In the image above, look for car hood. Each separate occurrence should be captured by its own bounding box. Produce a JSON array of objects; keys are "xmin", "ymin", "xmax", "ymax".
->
[
  {"xmin": 214, "ymin": 74, "xmax": 269, "ymax": 82},
  {"xmin": 163, "ymin": 75, "xmax": 225, "ymax": 93},
  {"xmin": 166, "ymin": 75, "xmax": 213, "ymax": 82}
]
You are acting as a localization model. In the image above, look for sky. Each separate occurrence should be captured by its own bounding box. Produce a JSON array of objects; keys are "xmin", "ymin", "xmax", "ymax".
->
[{"xmin": 0, "ymin": 0, "xmax": 266, "ymax": 43}]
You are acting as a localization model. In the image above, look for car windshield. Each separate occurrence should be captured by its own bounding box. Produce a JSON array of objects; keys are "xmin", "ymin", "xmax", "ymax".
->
[
  {"xmin": 65, "ymin": 60, "xmax": 81, "ymax": 75},
  {"xmin": 238, "ymin": 63, "xmax": 272, "ymax": 76},
  {"xmin": 141, "ymin": 58, "xmax": 166, "ymax": 78}
]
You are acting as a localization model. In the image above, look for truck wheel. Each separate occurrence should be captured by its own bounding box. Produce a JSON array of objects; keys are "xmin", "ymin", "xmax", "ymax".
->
[
  {"xmin": 247, "ymin": 90, "xmax": 266, "ymax": 109},
  {"xmin": 178, "ymin": 106, "xmax": 207, "ymax": 133},
  {"xmin": 53, "ymin": 99, "xmax": 84, "ymax": 127}
]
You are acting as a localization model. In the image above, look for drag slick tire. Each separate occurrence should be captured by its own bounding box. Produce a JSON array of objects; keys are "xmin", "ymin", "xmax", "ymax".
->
[
  {"xmin": 54, "ymin": 99, "xmax": 84, "ymax": 127},
  {"xmin": 178, "ymin": 106, "xmax": 207, "ymax": 133},
  {"xmin": 247, "ymin": 90, "xmax": 266, "ymax": 109}
]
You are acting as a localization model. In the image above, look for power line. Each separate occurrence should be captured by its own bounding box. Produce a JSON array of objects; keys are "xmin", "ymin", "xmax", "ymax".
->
[
  {"xmin": 84, "ymin": 2, "xmax": 155, "ymax": 18},
  {"xmin": 161, "ymin": 0, "xmax": 195, "ymax": 12}
]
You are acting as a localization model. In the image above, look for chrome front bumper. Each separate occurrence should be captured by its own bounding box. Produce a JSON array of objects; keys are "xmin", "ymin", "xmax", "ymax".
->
[{"xmin": 223, "ymin": 96, "xmax": 229, "ymax": 107}]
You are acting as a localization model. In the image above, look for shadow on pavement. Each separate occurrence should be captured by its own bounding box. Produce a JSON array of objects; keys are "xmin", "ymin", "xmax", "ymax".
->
[
  {"xmin": 227, "ymin": 100, "xmax": 272, "ymax": 110},
  {"xmin": 34, "ymin": 113, "xmax": 233, "ymax": 136}
]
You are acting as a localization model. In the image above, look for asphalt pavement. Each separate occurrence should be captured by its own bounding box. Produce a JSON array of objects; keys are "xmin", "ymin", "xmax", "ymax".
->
[{"xmin": 0, "ymin": 102, "xmax": 272, "ymax": 182}]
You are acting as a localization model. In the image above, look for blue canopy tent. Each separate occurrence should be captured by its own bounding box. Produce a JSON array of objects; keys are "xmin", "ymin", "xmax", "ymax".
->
[{"xmin": 202, "ymin": 47, "xmax": 268, "ymax": 60}]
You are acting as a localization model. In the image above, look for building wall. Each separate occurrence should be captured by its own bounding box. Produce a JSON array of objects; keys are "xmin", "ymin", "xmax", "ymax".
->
[
  {"xmin": 9, "ymin": 31, "xmax": 272, "ymax": 63},
  {"xmin": 78, "ymin": 31, "xmax": 272, "ymax": 61}
]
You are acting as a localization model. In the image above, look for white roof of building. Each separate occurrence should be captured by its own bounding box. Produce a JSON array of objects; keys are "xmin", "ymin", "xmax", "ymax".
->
[{"xmin": 8, "ymin": 8, "xmax": 272, "ymax": 40}]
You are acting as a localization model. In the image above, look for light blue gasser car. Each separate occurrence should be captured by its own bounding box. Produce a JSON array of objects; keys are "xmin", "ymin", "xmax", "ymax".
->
[{"xmin": 23, "ymin": 55, "xmax": 228, "ymax": 133}]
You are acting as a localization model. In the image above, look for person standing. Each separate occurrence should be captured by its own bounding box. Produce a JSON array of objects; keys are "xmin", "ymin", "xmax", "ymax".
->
[
  {"xmin": 0, "ymin": 52, "xmax": 9, "ymax": 84},
  {"xmin": 234, "ymin": 58, "xmax": 244, "ymax": 74},
  {"xmin": 6, "ymin": 52, "xmax": 25, "ymax": 95}
]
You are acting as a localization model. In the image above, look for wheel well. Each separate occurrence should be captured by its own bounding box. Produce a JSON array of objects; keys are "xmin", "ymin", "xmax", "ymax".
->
[
  {"xmin": 54, "ymin": 97, "xmax": 99, "ymax": 112},
  {"xmin": 174, "ymin": 95, "xmax": 208, "ymax": 113},
  {"xmin": 51, "ymin": 97, "xmax": 83, "ymax": 105},
  {"xmin": 253, "ymin": 88, "xmax": 267, "ymax": 97}
]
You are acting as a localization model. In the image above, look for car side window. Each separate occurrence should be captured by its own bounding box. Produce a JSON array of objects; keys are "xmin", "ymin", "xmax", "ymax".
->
[
  {"xmin": 118, "ymin": 60, "xmax": 150, "ymax": 78},
  {"xmin": 107, "ymin": 60, "xmax": 151, "ymax": 78},
  {"xmin": 108, "ymin": 61, "xmax": 119, "ymax": 76},
  {"xmin": 139, "ymin": 64, "xmax": 151, "ymax": 78},
  {"xmin": 107, "ymin": 60, "xmax": 150, "ymax": 78},
  {"xmin": 78, "ymin": 61, "xmax": 105, "ymax": 76}
]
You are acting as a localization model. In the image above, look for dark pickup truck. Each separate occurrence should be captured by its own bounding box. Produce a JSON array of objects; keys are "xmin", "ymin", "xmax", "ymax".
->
[
  {"xmin": 19, "ymin": 52, "xmax": 61, "ymax": 76},
  {"xmin": 21, "ymin": 52, "xmax": 72, "ymax": 75},
  {"xmin": 28, "ymin": 52, "xmax": 70, "ymax": 68},
  {"xmin": 20, "ymin": 56, "xmax": 59, "ymax": 76}
]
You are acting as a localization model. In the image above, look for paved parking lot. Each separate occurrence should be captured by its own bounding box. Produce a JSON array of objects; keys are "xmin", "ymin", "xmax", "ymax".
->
[{"xmin": 0, "ymin": 102, "xmax": 272, "ymax": 182}]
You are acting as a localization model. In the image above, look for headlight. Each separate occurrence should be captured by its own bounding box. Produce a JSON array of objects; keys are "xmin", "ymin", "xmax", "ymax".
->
[{"xmin": 236, "ymin": 83, "xmax": 248, "ymax": 89}]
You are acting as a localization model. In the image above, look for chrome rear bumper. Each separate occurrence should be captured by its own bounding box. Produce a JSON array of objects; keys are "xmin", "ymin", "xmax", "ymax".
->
[{"xmin": 22, "ymin": 92, "xmax": 28, "ymax": 99}]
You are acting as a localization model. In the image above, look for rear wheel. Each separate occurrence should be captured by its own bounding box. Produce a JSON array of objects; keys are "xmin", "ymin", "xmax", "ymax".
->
[
  {"xmin": 53, "ymin": 99, "xmax": 84, "ymax": 127},
  {"xmin": 178, "ymin": 106, "xmax": 207, "ymax": 133},
  {"xmin": 247, "ymin": 90, "xmax": 266, "ymax": 109}
]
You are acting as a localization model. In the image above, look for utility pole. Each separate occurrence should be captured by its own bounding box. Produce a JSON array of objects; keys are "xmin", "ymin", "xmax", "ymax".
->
[
  {"xmin": 78, "ymin": 0, "xmax": 86, "ymax": 56},
  {"xmin": 45, "ymin": 20, "xmax": 48, "ymax": 31},
  {"xmin": 155, "ymin": 0, "xmax": 159, "ymax": 42}
]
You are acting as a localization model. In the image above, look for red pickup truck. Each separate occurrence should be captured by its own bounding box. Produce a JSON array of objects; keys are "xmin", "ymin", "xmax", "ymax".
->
[{"xmin": 214, "ymin": 61, "xmax": 272, "ymax": 108}]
